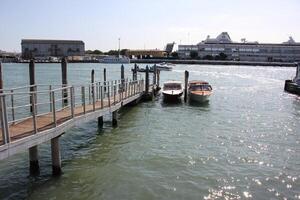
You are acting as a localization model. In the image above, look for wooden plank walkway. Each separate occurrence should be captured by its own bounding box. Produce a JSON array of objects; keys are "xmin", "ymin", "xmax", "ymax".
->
[{"xmin": 0, "ymin": 90, "xmax": 141, "ymax": 145}]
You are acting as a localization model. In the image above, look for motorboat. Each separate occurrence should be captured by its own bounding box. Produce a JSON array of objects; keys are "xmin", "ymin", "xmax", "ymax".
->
[
  {"xmin": 155, "ymin": 63, "xmax": 172, "ymax": 71},
  {"xmin": 162, "ymin": 81, "xmax": 183, "ymax": 100},
  {"xmin": 284, "ymin": 63, "xmax": 300, "ymax": 95},
  {"xmin": 188, "ymin": 80, "xmax": 212, "ymax": 103}
]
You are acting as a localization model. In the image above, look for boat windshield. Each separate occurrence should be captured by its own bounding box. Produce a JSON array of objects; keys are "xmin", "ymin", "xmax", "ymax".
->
[
  {"xmin": 164, "ymin": 83, "xmax": 181, "ymax": 90},
  {"xmin": 190, "ymin": 84, "xmax": 212, "ymax": 91}
]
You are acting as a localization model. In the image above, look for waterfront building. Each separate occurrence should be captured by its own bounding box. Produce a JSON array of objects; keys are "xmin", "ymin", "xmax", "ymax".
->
[
  {"xmin": 21, "ymin": 39, "xmax": 85, "ymax": 59},
  {"xmin": 178, "ymin": 32, "xmax": 300, "ymax": 62}
]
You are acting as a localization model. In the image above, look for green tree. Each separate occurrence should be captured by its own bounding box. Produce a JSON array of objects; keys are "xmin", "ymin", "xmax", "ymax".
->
[
  {"xmin": 171, "ymin": 51, "xmax": 179, "ymax": 58},
  {"xmin": 203, "ymin": 55, "xmax": 213, "ymax": 60},
  {"xmin": 93, "ymin": 50, "xmax": 103, "ymax": 54},
  {"xmin": 219, "ymin": 52, "xmax": 227, "ymax": 60}
]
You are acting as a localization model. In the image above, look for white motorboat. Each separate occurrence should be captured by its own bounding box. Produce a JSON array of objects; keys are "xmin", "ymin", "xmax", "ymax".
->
[
  {"xmin": 162, "ymin": 81, "xmax": 183, "ymax": 100},
  {"xmin": 188, "ymin": 81, "xmax": 212, "ymax": 103}
]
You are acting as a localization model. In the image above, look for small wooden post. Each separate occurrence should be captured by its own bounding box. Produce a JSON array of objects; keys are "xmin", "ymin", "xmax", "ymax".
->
[
  {"xmin": 121, "ymin": 64, "xmax": 125, "ymax": 91},
  {"xmin": 145, "ymin": 65, "xmax": 149, "ymax": 94},
  {"xmin": 153, "ymin": 64, "xmax": 157, "ymax": 85},
  {"xmin": 157, "ymin": 69, "xmax": 160, "ymax": 88},
  {"xmin": 51, "ymin": 136, "xmax": 62, "ymax": 176},
  {"xmin": 0, "ymin": 62, "xmax": 3, "ymax": 93},
  {"xmin": 133, "ymin": 64, "xmax": 138, "ymax": 80},
  {"xmin": 103, "ymin": 68, "xmax": 107, "ymax": 93},
  {"xmin": 184, "ymin": 70, "xmax": 189, "ymax": 102},
  {"xmin": 112, "ymin": 111, "xmax": 118, "ymax": 127},
  {"xmin": 61, "ymin": 57, "xmax": 68, "ymax": 105},
  {"xmin": 91, "ymin": 69, "xmax": 95, "ymax": 111}
]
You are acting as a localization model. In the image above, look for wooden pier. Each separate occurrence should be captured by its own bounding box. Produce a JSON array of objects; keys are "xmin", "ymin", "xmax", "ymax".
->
[{"xmin": 0, "ymin": 60, "xmax": 159, "ymax": 175}]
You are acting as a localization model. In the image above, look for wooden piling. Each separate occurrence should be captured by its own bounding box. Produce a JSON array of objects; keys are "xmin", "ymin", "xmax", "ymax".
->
[
  {"xmin": 153, "ymin": 64, "xmax": 157, "ymax": 85},
  {"xmin": 112, "ymin": 111, "xmax": 118, "ymax": 127},
  {"xmin": 121, "ymin": 64, "xmax": 125, "ymax": 91},
  {"xmin": 0, "ymin": 62, "xmax": 3, "ymax": 92},
  {"xmin": 103, "ymin": 68, "xmax": 107, "ymax": 93},
  {"xmin": 91, "ymin": 69, "xmax": 95, "ymax": 111},
  {"xmin": 98, "ymin": 116, "xmax": 103, "ymax": 128},
  {"xmin": 145, "ymin": 65, "xmax": 149, "ymax": 94},
  {"xmin": 184, "ymin": 70, "xmax": 189, "ymax": 102},
  {"xmin": 61, "ymin": 57, "xmax": 68, "ymax": 104},
  {"xmin": 133, "ymin": 64, "xmax": 138, "ymax": 80},
  {"xmin": 29, "ymin": 146, "xmax": 39, "ymax": 175},
  {"xmin": 51, "ymin": 136, "xmax": 61, "ymax": 176},
  {"xmin": 157, "ymin": 69, "xmax": 160, "ymax": 88},
  {"xmin": 29, "ymin": 59, "xmax": 35, "ymax": 113}
]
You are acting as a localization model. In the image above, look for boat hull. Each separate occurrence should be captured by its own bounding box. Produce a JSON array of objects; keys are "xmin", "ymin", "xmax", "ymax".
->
[
  {"xmin": 162, "ymin": 92, "xmax": 183, "ymax": 101},
  {"xmin": 284, "ymin": 80, "xmax": 300, "ymax": 96},
  {"xmin": 189, "ymin": 92, "xmax": 211, "ymax": 103}
]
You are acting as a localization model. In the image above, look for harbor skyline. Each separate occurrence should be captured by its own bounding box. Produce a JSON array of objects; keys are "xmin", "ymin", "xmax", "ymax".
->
[{"xmin": 1, "ymin": 0, "xmax": 300, "ymax": 52}]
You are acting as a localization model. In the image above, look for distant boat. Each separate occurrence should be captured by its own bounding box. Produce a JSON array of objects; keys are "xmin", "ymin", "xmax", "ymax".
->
[
  {"xmin": 100, "ymin": 55, "xmax": 130, "ymax": 64},
  {"xmin": 162, "ymin": 81, "xmax": 183, "ymax": 100},
  {"xmin": 188, "ymin": 80, "xmax": 212, "ymax": 103},
  {"xmin": 155, "ymin": 63, "xmax": 172, "ymax": 71}
]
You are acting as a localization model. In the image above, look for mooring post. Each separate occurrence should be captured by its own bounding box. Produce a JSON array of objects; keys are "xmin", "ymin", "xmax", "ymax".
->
[
  {"xmin": 0, "ymin": 62, "xmax": 2, "ymax": 93},
  {"xmin": 61, "ymin": 57, "xmax": 68, "ymax": 105},
  {"xmin": 145, "ymin": 65, "xmax": 149, "ymax": 94},
  {"xmin": 133, "ymin": 63, "xmax": 138, "ymax": 80},
  {"xmin": 184, "ymin": 70, "xmax": 189, "ymax": 102},
  {"xmin": 29, "ymin": 59, "xmax": 35, "ymax": 113},
  {"xmin": 121, "ymin": 64, "xmax": 125, "ymax": 91},
  {"xmin": 157, "ymin": 69, "xmax": 160, "ymax": 89},
  {"xmin": 103, "ymin": 68, "xmax": 107, "ymax": 93},
  {"xmin": 28, "ymin": 59, "xmax": 40, "ymax": 175},
  {"xmin": 91, "ymin": 69, "xmax": 95, "ymax": 111},
  {"xmin": 112, "ymin": 111, "xmax": 118, "ymax": 127},
  {"xmin": 153, "ymin": 64, "xmax": 157, "ymax": 85},
  {"xmin": 51, "ymin": 136, "xmax": 62, "ymax": 176}
]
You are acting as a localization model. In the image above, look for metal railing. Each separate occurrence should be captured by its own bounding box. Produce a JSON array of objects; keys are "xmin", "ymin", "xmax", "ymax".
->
[{"xmin": 0, "ymin": 79, "xmax": 145, "ymax": 145}]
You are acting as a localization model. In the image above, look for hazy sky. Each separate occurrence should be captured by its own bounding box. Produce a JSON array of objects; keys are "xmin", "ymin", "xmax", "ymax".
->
[{"xmin": 1, "ymin": 0, "xmax": 300, "ymax": 52}]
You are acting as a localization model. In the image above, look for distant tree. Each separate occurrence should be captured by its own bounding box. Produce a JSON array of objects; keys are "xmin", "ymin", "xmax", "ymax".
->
[
  {"xmin": 219, "ymin": 52, "xmax": 227, "ymax": 60},
  {"xmin": 190, "ymin": 51, "xmax": 198, "ymax": 59},
  {"xmin": 171, "ymin": 51, "xmax": 179, "ymax": 58},
  {"xmin": 203, "ymin": 55, "xmax": 213, "ymax": 60},
  {"xmin": 85, "ymin": 50, "xmax": 93, "ymax": 54},
  {"xmin": 120, "ymin": 49, "xmax": 128, "ymax": 56},
  {"xmin": 93, "ymin": 50, "xmax": 103, "ymax": 54},
  {"xmin": 106, "ymin": 50, "xmax": 119, "ymax": 56}
]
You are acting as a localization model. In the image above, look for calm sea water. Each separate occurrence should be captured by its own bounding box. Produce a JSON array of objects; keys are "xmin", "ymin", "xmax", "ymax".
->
[{"xmin": 0, "ymin": 63, "xmax": 299, "ymax": 200}]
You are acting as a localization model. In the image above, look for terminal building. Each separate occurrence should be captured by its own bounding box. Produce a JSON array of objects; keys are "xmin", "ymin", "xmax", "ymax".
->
[
  {"xmin": 178, "ymin": 32, "xmax": 300, "ymax": 62},
  {"xmin": 21, "ymin": 39, "xmax": 85, "ymax": 59}
]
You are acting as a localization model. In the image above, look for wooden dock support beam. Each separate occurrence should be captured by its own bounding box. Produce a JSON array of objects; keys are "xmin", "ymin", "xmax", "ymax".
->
[
  {"xmin": 112, "ymin": 111, "xmax": 118, "ymax": 127},
  {"xmin": 29, "ymin": 146, "xmax": 39, "ymax": 175},
  {"xmin": 133, "ymin": 64, "xmax": 138, "ymax": 80},
  {"xmin": 184, "ymin": 70, "xmax": 189, "ymax": 102},
  {"xmin": 98, "ymin": 116, "xmax": 103, "ymax": 128},
  {"xmin": 91, "ymin": 69, "xmax": 95, "ymax": 111},
  {"xmin": 51, "ymin": 136, "xmax": 62, "ymax": 176},
  {"xmin": 0, "ymin": 62, "xmax": 3, "ymax": 92},
  {"xmin": 61, "ymin": 57, "xmax": 68, "ymax": 105}
]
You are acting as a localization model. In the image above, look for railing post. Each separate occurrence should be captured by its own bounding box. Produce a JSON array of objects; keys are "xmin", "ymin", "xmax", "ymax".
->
[
  {"xmin": 51, "ymin": 91, "xmax": 57, "ymax": 127},
  {"xmin": 91, "ymin": 69, "xmax": 95, "ymax": 111},
  {"xmin": 113, "ymin": 81, "xmax": 116, "ymax": 105},
  {"xmin": 100, "ymin": 85, "xmax": 103, "ymax": 108},
  {"xmin": 0, "ymin": 95, "xmax": 10, "ymax": 144},
  {"xmin": 10, "ymin": 89, "xmax": 15, "ymax": 123},
  {"xmin": 70, "ymin": 87, "xmax": 75, "ymax": 118},
  {"xmin": 31, "ymin": 92, "xmax": 38, "ymax": 133},
  {"xmin": 49, "ymin": 85, "xmax": 52, "ymax": 112},
  {"xmin": 81, "ymin": 86, "xmax": 86, "ymax": 114},
  {"xmin": 107, "ymin": 82, "xmax": 111, "ymax": 107}
]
